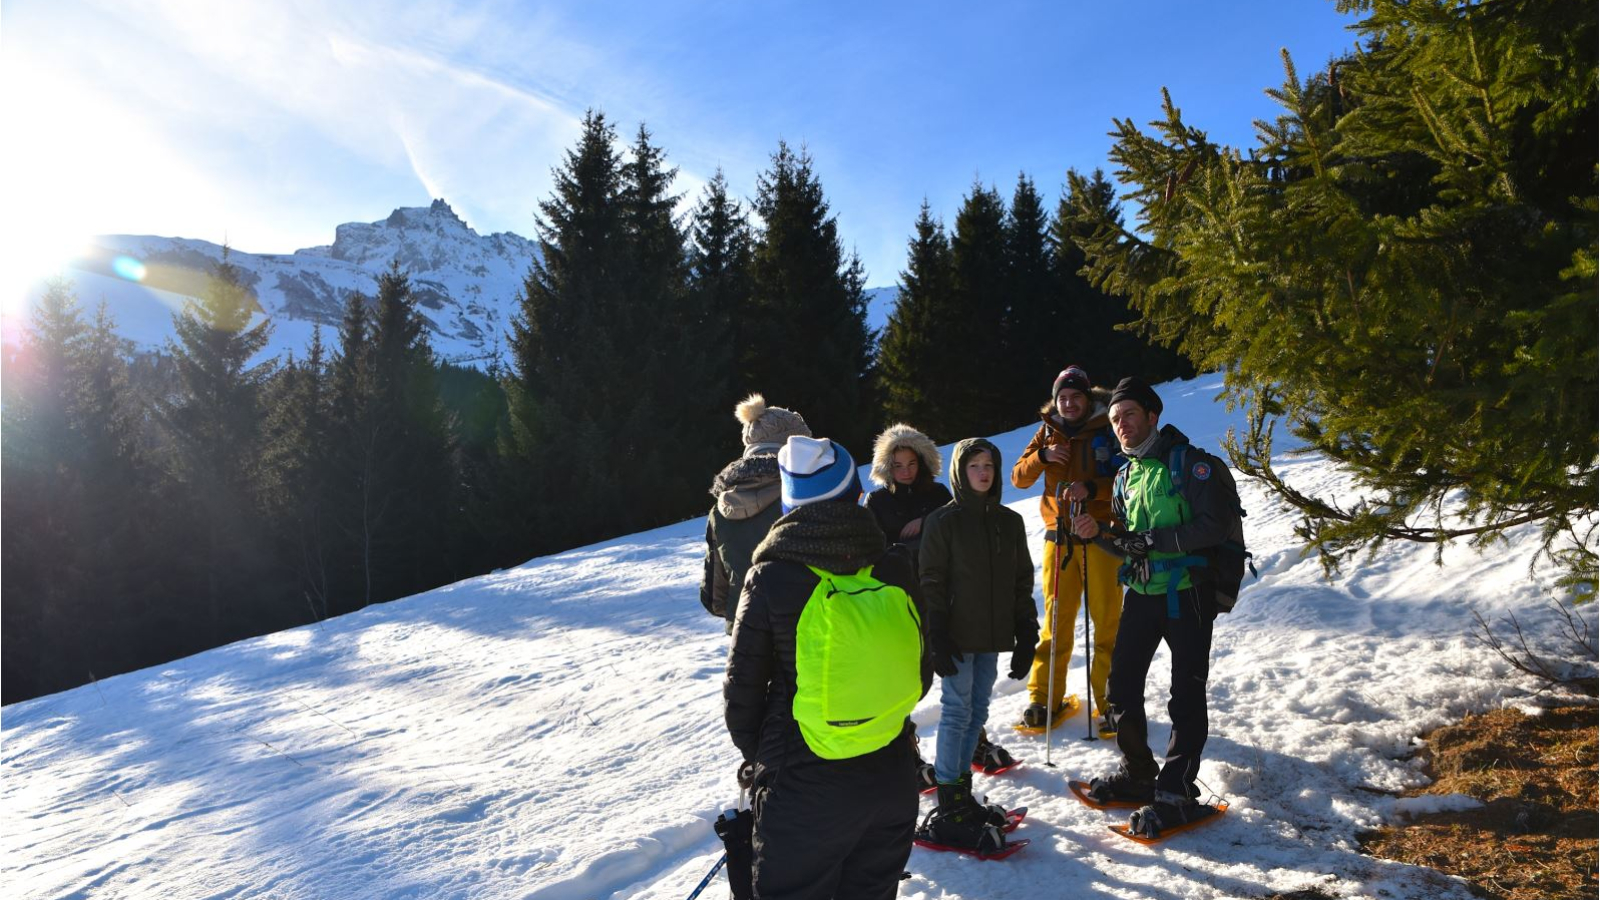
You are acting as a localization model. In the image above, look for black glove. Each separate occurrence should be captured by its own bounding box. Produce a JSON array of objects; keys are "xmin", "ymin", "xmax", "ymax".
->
[
  {"xmin": 1008, "ymin": 643, "xmax": 1036, "ymax": 680},
  {"xmin": 931, "ymin": 633, "xmax": 963, "ymax": 677},
  {"xmin": 737, "ymin": 760, "xmax": 755, "ymax": 791},
  {"xmin": 1107, "ymin": 528, "xmax": 1155, "ymax": 559},
  {"xmin": 1127, "ymin": 556, "xmax": 1152, "ymax": 584}
]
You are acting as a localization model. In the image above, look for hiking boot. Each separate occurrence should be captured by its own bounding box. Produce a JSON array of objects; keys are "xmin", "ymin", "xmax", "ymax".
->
[
  {"xmin": 1087, "ymin": 765, "xmax": 1157, "ymax": 805},
  {"xmin": 923, "ymin": 780, "xmax": 1005, "ymax": 854},
  {"xmin": 1021, "ymin": 703, "xmax": 1048, "ymax": 729},
  {"xmin": 971, "ymin": 731, "xmax": 1017, "ymax": 775},
  {"xmin": 1095, "ymin": 710, "xmax": 1117, "ymax": 738},
  {"xmin": 1128, "ymin": 790, "xmax": 1208, "ymax": 838},
  {"xmin": 957, "ymin": 771, "xmax": 1010, "ymax": 829}
]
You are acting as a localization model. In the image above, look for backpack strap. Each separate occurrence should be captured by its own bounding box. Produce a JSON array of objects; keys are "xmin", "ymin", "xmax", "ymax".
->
[
  {"xmin": 1141, "ymin": 555, "xmax": 1209, "ymax": 618},
  {"xmin": 1166, "ymin": 443, "xmax": 1189, "ymax": 497}
]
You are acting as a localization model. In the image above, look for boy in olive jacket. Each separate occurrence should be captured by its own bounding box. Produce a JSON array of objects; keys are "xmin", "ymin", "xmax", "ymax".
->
[{"xmin": 918, "ymin": 438, "xmax": 1038, "ymax": 854}]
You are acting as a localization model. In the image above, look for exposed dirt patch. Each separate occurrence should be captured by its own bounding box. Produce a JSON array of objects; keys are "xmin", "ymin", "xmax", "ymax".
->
[{"xmin": 1359, "ymin": 706, "xmax": 1597, "ymax": 900}]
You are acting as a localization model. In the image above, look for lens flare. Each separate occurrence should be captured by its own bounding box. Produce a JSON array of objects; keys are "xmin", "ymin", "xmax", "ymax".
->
[{"xmin": 111, "ymin": 255, "xmax": 148, "ymax": 282}]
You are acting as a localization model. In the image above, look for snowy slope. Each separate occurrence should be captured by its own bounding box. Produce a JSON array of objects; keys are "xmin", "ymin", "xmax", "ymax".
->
[{"xmin": 2, "ymin": 375, "xmax": 1591, "ymax": 900}]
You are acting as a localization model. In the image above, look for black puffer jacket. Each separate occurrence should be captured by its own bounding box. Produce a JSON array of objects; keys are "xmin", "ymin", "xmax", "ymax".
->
[
  {"xmin": 865, "ymin": 482, "xmax": 952, "ymax": 550},
  {"xmin": 920, "ymin": 438, "xmax": 1039, "ymax": 655},
  {"xmin": 724, "ymin": 502, "xmax": 932, "ymax": 774}
]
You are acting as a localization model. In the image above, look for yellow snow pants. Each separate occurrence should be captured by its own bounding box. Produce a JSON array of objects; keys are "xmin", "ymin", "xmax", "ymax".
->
[{"xmin": 1028, "ymin": 538, "xmax": 1122, "ymax": 714}]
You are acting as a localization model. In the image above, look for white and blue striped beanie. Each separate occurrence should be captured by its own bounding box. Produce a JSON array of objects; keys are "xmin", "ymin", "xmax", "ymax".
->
[{"xmin": 778, "ymin": 436, "xmax": 862, "ymax": 513}]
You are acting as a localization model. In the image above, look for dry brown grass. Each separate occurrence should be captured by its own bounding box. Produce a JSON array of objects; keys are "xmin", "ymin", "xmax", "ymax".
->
[{"xmin": 1358, "ymin": 706, "xmax": 1598, "ymax": 900}]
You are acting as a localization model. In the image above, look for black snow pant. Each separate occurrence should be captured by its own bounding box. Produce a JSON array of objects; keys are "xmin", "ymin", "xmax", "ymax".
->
[
  {"xmin": 1106, "ymin": 585, "xmax": 1215, "ymax": 798},
  {"xmin": 751, "ymin": 732, "xmax": 917, "ymax": 900}
]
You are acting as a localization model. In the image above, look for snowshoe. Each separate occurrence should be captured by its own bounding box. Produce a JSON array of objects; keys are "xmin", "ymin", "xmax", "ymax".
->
[
  {"xmin": 1111, "ymin": 791, "xmax": 1228, "ymax": 844},
  {"xmin": 912, "ymin": 780, "xmax": 1021, "ymax": 859},
  {"xmin": 1084, "ymin": 766, "xmax": 1156, "ymax": 806},
  {"xmin": 1012, "ymin": 695, "xmax": 1079, "ymax": 735},
  {"xmin": 1067, "ymin": 779, "xmax": 1142, "ymax": 810},
  {"xmin": 971, "ymin": 732, "xmax": 1020, "ymax": 776}
]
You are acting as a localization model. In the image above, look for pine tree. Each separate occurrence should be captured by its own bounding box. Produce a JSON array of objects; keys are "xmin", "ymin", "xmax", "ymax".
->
[
  {"xmin": 688, "ymin": 168, "xmax": 754, "ymax": 426},
  {"xmin": 366, "ymin": 263, "xmax": 455, "ymax": 601},
  {"xmin": 618, "ymin": 125, "xmax": 726, "ymax": 522},
  {"xmin": 327, "ymin": 267, "xmax": 456, "ymax": 610},
  {"xmin": 328, "ymin": 290, "xmax": 377, "ymax": 611},
  {"xmin": 1002, "ymin": 173, "xmax": 1058, "ymax": 417},
  {"xmin": 1, "ymin": 279, "xmax": 89, "ymax": 699},
  {"xmin": 74, "ymin": 303, "xmax": 167, "ymax": 680},
  {"xmin": 261, "ymin": 327, "xmax": 336, "ymax": 619},
  {"xmin": 877, "ymin": 201, "xmax": 953, "ymax": 433},
  {"xmin": 1067, "ymin": 0, "xmax": 1597, "ymax": 591},
  {"xmin": 943, "ymin": 180, "xmax": 1010, "ymax": 438},
  {"xmin": 161, "ymin": 247, "xmax": 278, "ymax": 643},
  {"xmin": 505, "ymin": 110, "xmax": 640, "ymax": 547},
  {"xmin": 747, "ymin": 141, "xmax": 876, "ymax": 452},
  {"xmin": 1055, "ymin": 168, "xmax": 1194, "ymax": 388}
]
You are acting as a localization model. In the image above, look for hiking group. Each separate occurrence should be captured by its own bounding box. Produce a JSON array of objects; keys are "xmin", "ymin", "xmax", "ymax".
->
[{"xmin": 702, "ymin": 368, "xmax": 1249, "ymax": 900}]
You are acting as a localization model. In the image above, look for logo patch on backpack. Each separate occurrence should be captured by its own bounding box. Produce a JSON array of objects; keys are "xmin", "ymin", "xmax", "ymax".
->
[{"xmin": 1191, "ymin": 461, "xmax": 1212, "ymax": 481}]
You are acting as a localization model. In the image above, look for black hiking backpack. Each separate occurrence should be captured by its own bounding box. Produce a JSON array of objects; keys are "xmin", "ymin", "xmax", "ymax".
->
[{"xmin": 1117, "ymin": 442, "xmax": 1257, "ymax": 613}]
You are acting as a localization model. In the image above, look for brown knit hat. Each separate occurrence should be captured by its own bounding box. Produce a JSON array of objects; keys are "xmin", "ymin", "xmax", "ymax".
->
[{"xmin": 736, "ymin": 394, "xmax": 811, "ymax": 452}]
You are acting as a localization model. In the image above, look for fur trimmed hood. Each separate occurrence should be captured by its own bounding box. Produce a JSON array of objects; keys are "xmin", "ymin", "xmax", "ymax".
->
[
  {"xmin": 869, "ymin": 423, "xmax": 942, "ymax": 489},
  {"xmin": 710, "ymin": 454, "xmax": 782, "ymax": 520}
]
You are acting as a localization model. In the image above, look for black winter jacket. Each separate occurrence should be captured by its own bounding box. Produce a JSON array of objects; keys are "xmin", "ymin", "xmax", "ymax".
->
[
  {"xmin": 724, "ymin": 507, "xmax": 932, "ymax": 774},
  {"xmin": 700, "ymin": 454, "xmax": 783, "ymax": 623},
  {"xmin": 864, "ymin": 481, "xmax": 953, "ymax": 551},
  {"xmin": 920, "ymin": 438, "xmax": 1039, "ymax": 655}
]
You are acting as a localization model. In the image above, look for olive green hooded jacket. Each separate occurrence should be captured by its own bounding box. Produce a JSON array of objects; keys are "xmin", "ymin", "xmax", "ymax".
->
[{"xmin": 919, "ymin": 438, "xmax": 1039, "ymax": 655}]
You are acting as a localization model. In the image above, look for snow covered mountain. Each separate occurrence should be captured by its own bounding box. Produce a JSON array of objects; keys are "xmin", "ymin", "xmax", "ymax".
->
[
  {"xmin": 28, "ymin": 200, "xmax": 533, "ymax": 366},
  {"xmin": 4, "ymin": 375, "xmax": 1588, "ymax": 900},
  {"xmin": 19, "ymin": 202, "xmax": 905, "ymax": 369}
]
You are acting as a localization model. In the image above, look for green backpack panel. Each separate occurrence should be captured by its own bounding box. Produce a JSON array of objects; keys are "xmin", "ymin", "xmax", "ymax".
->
[{"xmin": 793, "ymin": 566, "xmax": 923, "ymax": 760}]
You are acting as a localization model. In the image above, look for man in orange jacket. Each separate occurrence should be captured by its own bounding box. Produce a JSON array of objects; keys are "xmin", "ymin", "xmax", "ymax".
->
[{"xmin": 1010, "ymin": 366, "xmax": 1123, "ymax": 735}]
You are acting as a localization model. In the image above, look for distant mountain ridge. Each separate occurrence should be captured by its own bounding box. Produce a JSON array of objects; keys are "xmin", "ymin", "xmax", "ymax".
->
[{"xmin": 26, "ymin": 200, "xmax": 900, "ymax": 368}]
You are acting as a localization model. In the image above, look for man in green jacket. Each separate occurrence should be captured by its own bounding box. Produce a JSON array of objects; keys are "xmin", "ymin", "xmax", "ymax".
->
[{"xmin": 1072, "ymin": 378, "xmax": 1237, "ymax": 838}]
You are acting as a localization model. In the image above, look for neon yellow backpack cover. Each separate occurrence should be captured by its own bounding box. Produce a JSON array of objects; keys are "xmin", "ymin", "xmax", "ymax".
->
[{"xmin": 793, "ymin": 566, "xmax": 923, "ymax": 760}]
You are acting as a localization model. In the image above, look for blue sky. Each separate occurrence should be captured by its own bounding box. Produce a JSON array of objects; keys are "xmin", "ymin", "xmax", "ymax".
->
[{"xmin": 1, "ymin": 0, "xmax": 1359, "ymax": 299}]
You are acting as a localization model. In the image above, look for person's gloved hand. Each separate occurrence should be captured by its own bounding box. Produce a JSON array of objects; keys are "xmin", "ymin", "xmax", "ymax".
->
[
  {"xmin": 1008, "ymin": 643, "xmax": 1036, "ymax": 680},
  {"xmin": 931, "ymin": 633, "xmax": 963, "ymax": 677},
  {"xmin": 737, "ymin": 760, "xmax": 755, "ymax": 791},
  {"xmin": 1107, "ymin": 528, "xmax": 1154, "ymax": 559}
]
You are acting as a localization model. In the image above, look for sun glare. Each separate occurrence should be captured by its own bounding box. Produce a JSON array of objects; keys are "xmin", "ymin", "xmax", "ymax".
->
[{"xmin": 1, "ymin": 47, "xmax": 226, "ymax": 339}]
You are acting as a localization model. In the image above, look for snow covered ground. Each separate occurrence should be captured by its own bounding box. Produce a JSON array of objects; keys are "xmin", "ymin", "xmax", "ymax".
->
[{"xmin": 3, "ymin": 375, "xmax": 1592, "ymax": 900}]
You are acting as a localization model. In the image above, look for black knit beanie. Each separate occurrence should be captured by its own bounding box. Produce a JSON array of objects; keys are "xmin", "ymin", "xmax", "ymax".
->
[{"xmin": 1109, "ymin": 377, "xmax": 1163, "ymax": 415}]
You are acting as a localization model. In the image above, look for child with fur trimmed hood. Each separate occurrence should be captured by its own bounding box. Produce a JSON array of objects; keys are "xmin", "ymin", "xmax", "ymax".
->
[{"xmin": 864, "ymin": 424, "xmax": 952, "ymax": 558}]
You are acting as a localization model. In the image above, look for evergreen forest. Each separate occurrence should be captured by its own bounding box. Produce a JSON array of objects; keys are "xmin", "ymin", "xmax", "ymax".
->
[{"xmin": 1, "ymin": 113, "xmax": 1184, "ymax": 704}]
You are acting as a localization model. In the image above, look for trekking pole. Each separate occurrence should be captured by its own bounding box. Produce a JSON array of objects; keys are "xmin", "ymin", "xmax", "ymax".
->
[
  {"xmin": 1044, "ymin": 481, "xmax": 1069, "ymax": 769},
  {"xmin": 684, "ymin": 854, "xmax": 728, "ymax": 900},
  {"xmin": 1078, "ymin": 498, "xmax": 1095, "ymax": 742}
]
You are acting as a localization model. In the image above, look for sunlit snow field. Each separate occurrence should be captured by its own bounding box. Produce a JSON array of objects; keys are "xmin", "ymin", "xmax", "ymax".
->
[{"xmin": 4, "ymin": 375, "xmax": 1590, "ymax": 900}]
